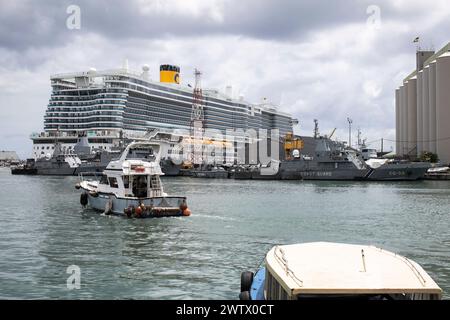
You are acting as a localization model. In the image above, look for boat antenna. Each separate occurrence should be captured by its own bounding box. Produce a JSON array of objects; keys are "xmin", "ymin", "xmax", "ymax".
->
[
  {"xmin": 361, "ymin": 249, "xmax": 367, "ymax": 272},
  {"xmin": 347, "ymin": 117, "xmax": 353, "ymax": 148},
  {"xmin": 313, "ymin": 119, "xmax": 319, "ymax": 139},
  {"xmin": 357, "ymin": 128, "xmax": 361, "ymax": 149}
]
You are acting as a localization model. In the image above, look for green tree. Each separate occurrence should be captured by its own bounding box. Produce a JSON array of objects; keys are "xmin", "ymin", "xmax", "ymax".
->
[{"xmin": 419, "ymin": 151, "xmax": 439, "ymax": 163}]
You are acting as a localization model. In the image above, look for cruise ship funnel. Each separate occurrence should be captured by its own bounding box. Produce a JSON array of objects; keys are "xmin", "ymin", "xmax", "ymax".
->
[{"xmin": 160, "ymin": 64, "xmax": 180, "ymax": 84}]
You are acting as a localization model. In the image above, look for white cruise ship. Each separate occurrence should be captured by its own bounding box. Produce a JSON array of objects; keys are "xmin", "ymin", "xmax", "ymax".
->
[{"xmin": 31, "ymin": 63, "xmax": 298, "ymax": 160}]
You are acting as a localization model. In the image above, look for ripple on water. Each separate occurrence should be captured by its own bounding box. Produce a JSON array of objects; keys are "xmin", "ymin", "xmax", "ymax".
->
[{"xmin": 0, "ymin": 171, "xmax": 449, "ymax": 299}]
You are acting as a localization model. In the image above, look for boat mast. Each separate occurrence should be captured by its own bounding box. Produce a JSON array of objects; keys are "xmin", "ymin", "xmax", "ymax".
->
[{"xmin": 313, "ymin": 119, "xmax": 320, "ymax": 139}]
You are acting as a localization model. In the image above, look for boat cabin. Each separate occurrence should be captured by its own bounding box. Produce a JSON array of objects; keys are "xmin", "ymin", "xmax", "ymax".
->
[
  {"xmin": 97, "ymin": 142, "xmax": 166, "ymax": 199},
  {"xmin": 263, "ymin": 242, "xmax": 442, "ymax": 300},
  {"xmin": 361, "ymin": 148, "xmax": 378, "ymax": 160}
]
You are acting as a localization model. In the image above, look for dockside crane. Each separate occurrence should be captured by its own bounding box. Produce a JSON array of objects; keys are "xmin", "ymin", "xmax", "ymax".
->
[{"xmin": 190, "ymin": 69, "xmax": 205, "ymax": 165}]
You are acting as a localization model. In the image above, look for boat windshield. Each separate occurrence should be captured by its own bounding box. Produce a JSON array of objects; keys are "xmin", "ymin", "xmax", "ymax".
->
[
  {"xmin": 127, "ymin": 147, "xmax": 156, "ymax": 161},
  {"xmin": 99, "ymin": 174, "xmax": 108, "ymax": 185}
]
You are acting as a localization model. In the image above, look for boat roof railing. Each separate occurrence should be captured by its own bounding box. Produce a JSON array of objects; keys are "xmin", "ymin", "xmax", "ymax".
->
[{"xmin": 118, "ymin": 141, "xmax": 162, "ymax": 163}]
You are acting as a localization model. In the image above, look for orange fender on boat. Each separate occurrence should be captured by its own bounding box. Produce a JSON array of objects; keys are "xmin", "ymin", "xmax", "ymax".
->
[
  {"xmin": 135, "ymin": 206, "xmax": 143, "ymax": 217},
  {"xmin": 182, "ymin": 208, "xmax": 191, "ymax": 216},
  {"xmin": 180, "ymin": 203, "xmax": 188, "ymax": 211}
]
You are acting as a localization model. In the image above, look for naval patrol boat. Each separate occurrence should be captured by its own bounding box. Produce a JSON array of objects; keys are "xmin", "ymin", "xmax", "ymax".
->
[
  {"xmin": 33, "ymin": 142, "xmax": 81, "ymax": 175},
  {"xmin": 278, "ymin": 137, "xmax": 430, "ymax": 181},
  {"xmin": 232, "ymin": 136, "xmax": 431, "ymax": 181}
]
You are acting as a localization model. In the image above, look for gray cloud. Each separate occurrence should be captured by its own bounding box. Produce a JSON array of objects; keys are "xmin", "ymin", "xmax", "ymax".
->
[
  {"xmin": 0, "ymin": 0, "xmax": 407, "ymax": 50},
  {"xmin": 1, "ymin": 0, "xmax": 450, "ymax": 157}
]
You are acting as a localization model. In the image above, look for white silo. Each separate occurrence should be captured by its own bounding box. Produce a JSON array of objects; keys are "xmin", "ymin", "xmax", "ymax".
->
[
  {"xmin": 398, "ymin": 85, "xmax": 404, "ymax": 155},
  {"xmin": 395, "ymin": 88, "xmax": 400, "ymax": 155},
  {"xmin": 436, "ymin": 52, "xmax": 450, "ymax": 164},
  {"xmin": 428, "ymin": 61, "xmax": 437, "ymax": 154},
  {"xmin": 401, "ymin": 83, "xmax": 409, "ymax": 156},
  {"xmin": 417, "ymin": 70, "xmax": 423, "ymax": 155},
  {"xmin": 422, "ymin": 65, "xmax": 430, "ymax": 152},
  {"xmin": 407, "ymin": 77, "xmax": 417, "ymax": 155}
]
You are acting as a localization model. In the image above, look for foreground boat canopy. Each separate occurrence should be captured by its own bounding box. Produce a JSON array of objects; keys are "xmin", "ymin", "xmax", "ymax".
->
[{"xmin": 265, "ymin": 242, "xmax": 442, "ymax": 297}]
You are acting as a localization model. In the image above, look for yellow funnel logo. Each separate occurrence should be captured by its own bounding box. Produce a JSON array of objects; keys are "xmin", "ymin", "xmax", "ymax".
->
[{"xmin": 160, "ymin": 64, "xmax": 180, "ymax": 84}]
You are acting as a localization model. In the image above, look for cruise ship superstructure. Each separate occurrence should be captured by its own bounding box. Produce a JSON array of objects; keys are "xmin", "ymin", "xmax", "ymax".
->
[{"xmin": 31, "ymin": 63, "xmax": 298, "ymax": 161}]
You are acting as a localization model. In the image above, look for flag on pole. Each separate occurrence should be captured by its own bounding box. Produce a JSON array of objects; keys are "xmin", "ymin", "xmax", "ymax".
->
[{"xmin": 413, "ymin": 37, "xmax": 420, "ymax": 43}]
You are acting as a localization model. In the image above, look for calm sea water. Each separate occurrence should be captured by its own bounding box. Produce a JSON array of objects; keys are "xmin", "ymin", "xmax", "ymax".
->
[{"xmin": 0, "ymin": 167, "xmax": 449, "ymax": 299}]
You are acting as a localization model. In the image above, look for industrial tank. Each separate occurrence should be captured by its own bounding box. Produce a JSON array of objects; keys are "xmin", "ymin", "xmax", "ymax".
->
[
  {"xmin": 422, "ymin": 65, "xmax": 430, "ymax": 152},
  {"xmin": 436, "ymin": 52, "xmax": 450, "ymax": 164},
  {"xmin": 400, "ymin": 83, "xmax": 408, "ymax": 156},
  {"xmin": 428, "ymin": 61, "xmax": 437, "ymax": 154},
  {"xmin": 399, "ymin": 85, "xmax": 404, "ymax": 155},
  {"xmin": 395, "ymin": 88, "xmax": 400, "ymax": 155},
  {"xmin": 407, "ymin": 77, "xmax": 417, "ymax": 155},
  {"xmin": 417, "ymin": 71, "xmax": 423, "ymax": 155}
]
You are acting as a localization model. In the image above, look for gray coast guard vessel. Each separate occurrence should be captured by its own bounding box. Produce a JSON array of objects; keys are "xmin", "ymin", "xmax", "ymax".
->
[
  {"xmin": 232, "ymin": 137, "xmax": 431, "ymax": 181},
  {"xmin": 279, "ymin": 137, "xmax": 431, "ymax": 181}
]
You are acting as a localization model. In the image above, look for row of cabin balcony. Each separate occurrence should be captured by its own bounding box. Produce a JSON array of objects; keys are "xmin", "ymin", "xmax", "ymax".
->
[
  {"xmin": 122, "ymin": 113, "xmax": 259, "ymax": 131},
  {"xmin": 46, "ymin": 105, "xmax": 125, "ymax": 111},
  {"xmin": 51, "ymin": 88, "xmax": 127, "ymax": 94},
  {"xmin": 44, "ymin": 117, "xmax": 123, "ymax": 123},
  {"xmin": 49, "ymin": 97, "xmax": 127, "ymax": 103},
  {"xmin": 48, "ymin": 99, "xmax": 126, "ymax": 106},
  {"xmin": 50, "ymin": 87, "xmax": 128, "ymax": 94},
  {"xmin": 44, "ymin": 124, "xmax": 123, "ymax": 130},
  {"xmin": 50, "ymin": 92, "xmax": 127, "ymax": 99},
  {"xmin": 30, "ymin": 130, "xmax": 120, "ymax": 138},
  {"xmin": 44, "ymin": 111, "xmax": 123, "ymax": 117},
  {"xmin": 45, "ymin": 108, "xmax": 124, "ymax": 114},
  {"xmin": 124, "ymin": 110, "xmax": 191, "ymax": 122},
  {"xmin": 47, "ymin": 105, "xmax": 125, "ymax": 112}
]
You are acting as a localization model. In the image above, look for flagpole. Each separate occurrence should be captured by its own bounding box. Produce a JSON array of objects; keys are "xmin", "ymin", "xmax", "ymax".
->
[{"xmin": 414, "ymin": 36, "xmax": 420, "ymax": 51}]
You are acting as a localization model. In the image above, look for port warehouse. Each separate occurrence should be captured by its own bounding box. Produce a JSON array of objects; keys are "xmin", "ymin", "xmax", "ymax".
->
[
  {"xmin": 396, "ymin": 42, "xmax": 450, "ymax": 164},
  {"xmin": 32, "ymin": 63, "xmax": 297, "ymax": 162},
  {"xmin": 0, "ymin": 151, "xmax": 20, "ymax": 165}
]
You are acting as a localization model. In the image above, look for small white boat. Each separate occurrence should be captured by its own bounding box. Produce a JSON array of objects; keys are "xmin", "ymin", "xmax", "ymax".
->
[
  {"xmin": 240, "ymin": 242, "xmax": 442, "ymax": 300},
  {"xmin": 76, "ymin": 141, "xmax": 191, "ymax": 218},
  {"xmin": 428, "ymin": 166, "xmax": 450, "ymax": 173}
]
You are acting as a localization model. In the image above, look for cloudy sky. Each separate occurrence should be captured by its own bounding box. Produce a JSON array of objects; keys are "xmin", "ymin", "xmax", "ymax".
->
[{"xmin": 1, "ymin": 0, "xmax": 450, "ymax": 158}]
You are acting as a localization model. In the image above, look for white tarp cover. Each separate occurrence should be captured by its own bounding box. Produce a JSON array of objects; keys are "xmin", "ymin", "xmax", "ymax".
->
[{"xmin": 365, "ymin": 158, "xmax": 388, "ymax": 168}]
